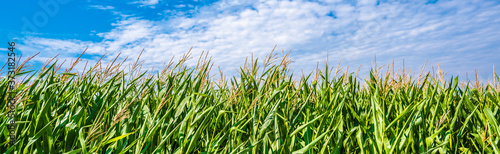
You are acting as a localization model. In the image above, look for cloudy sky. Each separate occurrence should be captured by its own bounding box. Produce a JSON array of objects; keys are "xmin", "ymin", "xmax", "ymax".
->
[{"xmin": 1, "ymin": 0, "xmax": 499, "ymax": 81}]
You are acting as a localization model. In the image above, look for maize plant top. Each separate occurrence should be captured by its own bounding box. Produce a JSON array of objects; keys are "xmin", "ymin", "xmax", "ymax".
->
[{"xmin": 1, "ymin": 49, "xmax": 499, "ymax": 154}]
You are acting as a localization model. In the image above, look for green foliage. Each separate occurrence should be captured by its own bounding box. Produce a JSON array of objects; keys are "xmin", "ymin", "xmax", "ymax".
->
[{"xmin": 1, "ymin": 50, "xmax": 499, "ymax": 154}]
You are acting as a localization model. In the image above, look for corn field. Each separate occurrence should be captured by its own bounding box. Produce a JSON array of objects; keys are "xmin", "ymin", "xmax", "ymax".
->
[{"xmin": 1, "ymin": 49, "xmax": 500, "ymax": 153}]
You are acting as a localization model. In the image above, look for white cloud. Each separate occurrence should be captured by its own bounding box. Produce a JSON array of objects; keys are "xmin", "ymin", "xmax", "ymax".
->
[
  {"xmin": 18, "ymin": 0, "xmax": 500, "ymax": 80},
  {"xmin": 0, "ymin": 48, "xmax": 8, "ymax": 51},
  {"xmin": 21, "ymin": 37, "xmax": 102, "ymax": 55},
  {"xmin": 131, "ymin": 0, "xmax": 159, "ymax": 8},
  {"xmin": 175, "ymin": 4, "xmax": 186, "ymax": 8},
  {"xmin": 89, "ymin": 5, "xmax": 115, "ymax": 10}
]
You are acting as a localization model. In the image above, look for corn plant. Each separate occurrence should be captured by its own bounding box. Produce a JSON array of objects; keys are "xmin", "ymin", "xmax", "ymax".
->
[{"xmin": 1, "ymin": 48, "xmax": 499, "ymax": 154}]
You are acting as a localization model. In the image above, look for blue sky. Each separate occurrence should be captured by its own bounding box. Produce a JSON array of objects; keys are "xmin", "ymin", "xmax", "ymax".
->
[{"xmin": 1, "ymin": 0, "xmax": 500, "ymax": 82}]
